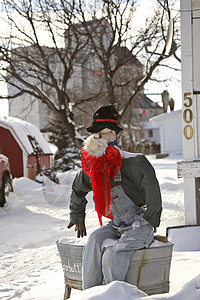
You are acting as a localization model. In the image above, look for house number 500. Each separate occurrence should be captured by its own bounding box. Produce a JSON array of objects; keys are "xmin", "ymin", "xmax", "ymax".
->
[{"xmin": 183, "ymin": 92, "xmax": 193, "ymax": 140}]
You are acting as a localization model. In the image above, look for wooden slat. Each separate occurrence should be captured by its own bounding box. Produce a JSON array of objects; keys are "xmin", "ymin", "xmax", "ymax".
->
[{"xmin": 177, "ymin": 161, "xmax": 200, "ymax": 178}]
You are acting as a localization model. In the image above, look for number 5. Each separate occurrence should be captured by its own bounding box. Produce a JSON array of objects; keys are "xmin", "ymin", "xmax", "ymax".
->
[{"xmin": 184, "ymin": 93, "xmax": 192, "ymax": 107}]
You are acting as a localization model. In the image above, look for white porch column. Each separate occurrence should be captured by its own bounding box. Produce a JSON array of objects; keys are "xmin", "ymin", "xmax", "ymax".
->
[{"xmin": 179, "ymin": 0, "xmax": 200, "ymax": 225}]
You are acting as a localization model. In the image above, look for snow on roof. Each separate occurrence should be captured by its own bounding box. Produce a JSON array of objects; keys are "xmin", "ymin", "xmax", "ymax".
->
[
  {"xmin": 150, "ymin": 109, "xmax": 182, "ymax": 123},
  {"xmin": 0, "ymin": 116, "xmax": 52, "ymax": 155},
  {"xmin": 143, "ymin": 121, "xmax": 159, "ymax": 129}
]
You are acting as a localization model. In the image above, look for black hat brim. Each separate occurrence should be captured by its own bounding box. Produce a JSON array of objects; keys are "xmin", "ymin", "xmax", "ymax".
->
[{"xmin": 86, "ymin": 121, "xmax": 123, "ymax": 134}]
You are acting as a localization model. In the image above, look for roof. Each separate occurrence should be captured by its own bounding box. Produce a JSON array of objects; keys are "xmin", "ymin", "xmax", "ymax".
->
[
  {"xmin": 69, "ymin": 17, "xmax": 109, "ymax": 30},
  {"xmin": 134, "ymin": 93, "xmax": 162, "ymax": 109},
  {"xmin": 0, "ymin": 116, "xmax": 52, "ymax": 155},
  {"xmin": 150, "ymin": 109, "xmax": 182, "ymax": 122},
  {"xmin": 114, "ymin": 46, "xmax": 142, "ymax": 67},
  {"xmin": 143, "ymin": 121, "xmax": 159, "ymax": 129}
]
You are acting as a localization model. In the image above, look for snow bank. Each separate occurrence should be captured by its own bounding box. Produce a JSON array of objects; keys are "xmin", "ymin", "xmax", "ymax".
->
[
  {"xmin": 13, "ymin": 175, "xmax": 69, "ymax": 206},
  {"xmin": 70, "ymin": 281, "xmax": 148, "ymax": 300},
  {"xmin": 167, "ymin": 226, "xmax": 200, "ymax": 251},
  {"xmin": 70, "ymin": 275, "xmax": 200, "ymax": 300}
]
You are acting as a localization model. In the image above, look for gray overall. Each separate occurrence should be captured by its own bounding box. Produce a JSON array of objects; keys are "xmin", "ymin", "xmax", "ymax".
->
[{"xmin": 82, "ymin": 185, "xmax": 154, "ymax": 290}]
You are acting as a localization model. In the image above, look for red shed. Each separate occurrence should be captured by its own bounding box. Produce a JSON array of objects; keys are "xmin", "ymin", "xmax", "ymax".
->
[{"xmin": 0, "ymin": 116, "xmax": 52, "ymax": 179}]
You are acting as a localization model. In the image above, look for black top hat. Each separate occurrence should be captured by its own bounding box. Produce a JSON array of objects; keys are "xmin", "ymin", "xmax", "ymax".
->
[{"xmin": 86, "ymin": 105, "xmax": 123, "ymax": 133}]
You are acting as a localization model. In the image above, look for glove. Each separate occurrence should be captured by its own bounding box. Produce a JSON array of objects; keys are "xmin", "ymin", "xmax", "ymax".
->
[{"xmin": 67, "ymin": 213, "xmax": 87, "ymax": 238}]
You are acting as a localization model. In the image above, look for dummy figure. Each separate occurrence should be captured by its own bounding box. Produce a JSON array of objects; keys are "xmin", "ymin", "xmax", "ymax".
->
[{"xmin": 67, "ymin": 105, "xmax": 162, "ymax": 289}]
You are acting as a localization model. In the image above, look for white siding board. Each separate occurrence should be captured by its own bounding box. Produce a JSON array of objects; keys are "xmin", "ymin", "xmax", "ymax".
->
[{"xmin": 150, "ymin": 110, "xmax": 182, "ymax": 153}]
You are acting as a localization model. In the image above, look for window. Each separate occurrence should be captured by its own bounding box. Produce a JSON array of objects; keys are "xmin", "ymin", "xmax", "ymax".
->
[{"xmin": 148, "ymin": 129, "xmax": 153, "ymax": 138}]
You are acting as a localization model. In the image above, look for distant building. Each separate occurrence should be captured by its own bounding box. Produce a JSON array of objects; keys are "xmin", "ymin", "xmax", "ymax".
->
[
  {"xmin": 126, "ymin": 92, "xmax": 163, "ymax": 125},
  {"xmin": 143, "ymin": 122, "xmax": 160, "ymax": 145},
  {"xmin": 119, "ymin": 92, "xmax": 162, "ymax": 152},
  {"xmin": 8, "ymin": 46, "xmax": 59, "ymax": 132},
  {"xmin": 8, "ymin": 19, "xmax": 163, "ymax": 140},
  {"xmin": 150, "ymin": 110, "xmax": 182, "ymax": 154}
]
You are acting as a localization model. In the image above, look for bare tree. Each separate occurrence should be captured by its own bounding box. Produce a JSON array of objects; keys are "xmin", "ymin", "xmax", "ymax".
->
[
  {"xmin": 0, "ymin": 0, "xmax": 180, "ymax": 146},
  {"xmin": 76, "ymin": 0, "xmax": 180, "ymax": 121},
  {"xmin": 0, "ymin": 0, "xmax": 88, "ymax": 145}
]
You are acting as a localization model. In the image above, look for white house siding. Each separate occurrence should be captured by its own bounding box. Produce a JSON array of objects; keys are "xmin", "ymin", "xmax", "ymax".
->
[
  {"xmin": 150, "ymin": 110, "xmax": 183, "ymax": 154},
  {"xmin": 143, "ymin": 127, "xmax": 160, "ymax": 144}
]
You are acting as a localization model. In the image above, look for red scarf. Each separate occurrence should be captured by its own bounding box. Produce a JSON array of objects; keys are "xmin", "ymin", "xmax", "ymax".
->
[{"xmin": 81, "ymin": 145, "xmax": 122, "ymax": 226}]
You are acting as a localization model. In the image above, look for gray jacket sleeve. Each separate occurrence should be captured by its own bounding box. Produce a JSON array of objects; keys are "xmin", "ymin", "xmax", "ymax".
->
[
  {"xmin": 124, "ymin": 155, "xmax": 162, "ymax": 228},
  {"xmin": 69, "ymin": 169, "xmax": 92, "ymax": 224},
  {"xmin": 138, "ymin": 156, "xmax": 162, "ymax": 227}
]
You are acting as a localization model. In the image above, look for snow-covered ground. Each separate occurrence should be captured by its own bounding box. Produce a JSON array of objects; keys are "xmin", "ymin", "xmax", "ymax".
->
[{"xmin": 0, "ymin": 153, "xmax": 200, "ymax": 300}]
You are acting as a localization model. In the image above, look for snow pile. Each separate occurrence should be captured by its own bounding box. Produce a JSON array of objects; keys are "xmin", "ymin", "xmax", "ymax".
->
[
  {"xmin": 71, "ymin": 281, "xmax": 148, "ymax": 300},
  {"xmin": 70, "ymin": 276, "xmax": 200, "ymax": 300},
  {"xmin": 13, "ymin": 174, "xmax": 70, "ymax": 206},
  {"xmin": 167, "ymin": 226, "xmax": 200, "ymax": 251}
]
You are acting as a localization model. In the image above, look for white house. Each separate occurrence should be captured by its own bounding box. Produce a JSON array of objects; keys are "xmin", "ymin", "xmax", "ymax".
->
[
  {"xmin": 8, "ymin": 19, "xmax": 163, "ymax": 134},
  {"xmin": 150, "ymin": 109, "xmax": 183, "ymax": 154},
  {"xmin": 143, "ymin": 121, "xmax": 160, "ymax": 144}
]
